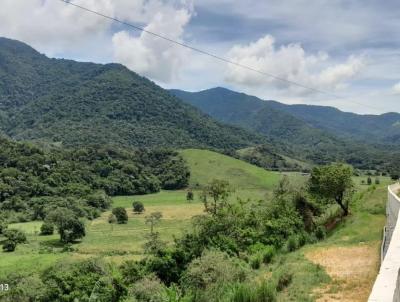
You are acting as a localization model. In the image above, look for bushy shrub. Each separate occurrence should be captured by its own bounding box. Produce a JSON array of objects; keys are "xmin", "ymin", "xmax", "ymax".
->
[
  {"xmin": 41, "ymin": 259, "xmax": 125, "ymax": 301},
  {"xmin": 250, "ymin": 253, "xmax": 262, "ymax": 270},
  {"xmin": 120, "ymin": 260, "xmax": 149, "ymax": 284},
  {"xmin": 262, "ymin": 246, "xmax": 276, "ymax": 264},
  {"xmin": 257, "ymin": 281, "xmax": 276, "ymax": 302},
  {"xmin": 2, "ymin": 240, "xmax": 17, "ymax": 252},
  {"xmin": 276, "ymin": 271, "xmax": 293, "ymax": 292},
  {"xmin": 40, "ymin": 221, "xmax": 54, "ymax": 235},
  {"xmin": 3, "ymin": 229, "xmax": 27, "ymax": 243},
  {"xmin": 112, "ymin": 207, "xmax": 128, "ymax": 224},
  {"xmin": 2, "ymin": 229, "xmax": 27, "ymax": 252},
  {"xmin": 248, "ymin": 243, "xmax": 275, "ymax": 264},
  {"xmin": 86, "ymin": 191, "xmax": 111, "ymax": 210},
  {"xmin": 315, "ymin": 226, "xmax": 326, "ymax": 240},
  {"xmin": 231, "ymin": 281, "xmax": 276, "ymax": 302},
  {"xmin": 286, "ymin": 235, "xmax": 299, "ymax": 252},
  {"xmin": 182, "ymin": 250, "xmax": 249, "ymax": 290},
  {"xmin": 133, "ymin": 201, "xmax": 145, "ymax": 214},
  {"xmin": 186, "ymin": 191, "xmax": 194, "ymax": 202},
  {"xmin": 164, "ymin": 284, "xmax": 192, "ymax": 302},
  {"xmin": 297, "ymin": 233, "xmax": 308, "ymax": 247},
  {"xmin": 129, "ymin": 275, "xmax": 166, "ymax": 302},
  {"xmin": 0, "ymin": 274, "xmax": 46, "ymax": 301},
  {"xmin": 231, "ymin": 284, "xmax": 255, "ymax": 302}
]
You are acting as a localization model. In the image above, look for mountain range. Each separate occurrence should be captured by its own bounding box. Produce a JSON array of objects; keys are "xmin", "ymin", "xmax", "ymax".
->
[
  {"xmin": 171, "ymin": 87, "xmax": 400, "ymax": 146},
  {"xmin": 0, "ymin": 37, "xmax": 263, "ymax": 150},
  {"xmin": 0, "ymin": 37, "xmax": 398, "ymax": 172},
  {"xmin": 171, "ymin": 88, "xmax": 397, "ymax": 169}
]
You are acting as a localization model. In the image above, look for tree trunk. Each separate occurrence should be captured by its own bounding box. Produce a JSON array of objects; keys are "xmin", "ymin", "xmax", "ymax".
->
[{"xmin": 336, "ymin": 198, "xmax": 348, "ymax": 216}]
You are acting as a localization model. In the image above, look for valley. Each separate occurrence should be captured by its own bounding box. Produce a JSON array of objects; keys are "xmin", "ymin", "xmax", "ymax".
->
[
  {"xmin": 0, "ymin": 148, "xmax": 391, "ymax": 301},
  {"xmin": 0, "ymin": 37, "xmax": 397, "ymax": 302}
]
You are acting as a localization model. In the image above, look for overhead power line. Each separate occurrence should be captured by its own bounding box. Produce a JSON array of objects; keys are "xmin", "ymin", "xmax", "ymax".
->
[{"xmin": 58, "ymin": 0, "xmax": 384, "ymax": 112}]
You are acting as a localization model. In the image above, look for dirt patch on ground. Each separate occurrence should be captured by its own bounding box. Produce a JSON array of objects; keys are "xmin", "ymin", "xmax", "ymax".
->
[{"xmin": 305, "ymin": 243, "xmax": 380, "ymax": 302}]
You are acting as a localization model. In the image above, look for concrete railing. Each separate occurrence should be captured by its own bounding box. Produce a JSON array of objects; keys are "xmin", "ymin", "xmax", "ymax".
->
[{"xmin": 369, "ymin": 183, "xmax": 400, "ymax": 301}]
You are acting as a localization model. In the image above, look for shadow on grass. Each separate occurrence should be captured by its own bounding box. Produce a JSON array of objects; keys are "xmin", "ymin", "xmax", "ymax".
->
[{"xmin": 39, "ymin": 239, "xmax": 65, "ymax": 248}]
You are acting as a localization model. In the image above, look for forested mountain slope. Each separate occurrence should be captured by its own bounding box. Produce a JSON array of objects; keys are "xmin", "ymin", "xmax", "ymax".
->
[
  {"xmin": 268, "ymin": 102, "xmax": 400, "ymax": 144},
  {"xmin": 0, "ymin": 37, "xmax": 263, "ymax": 150},
  {"xmin": 171, "ymin": 87, "xmax": 400, "ymax": 145},
  {"xmin": 171, "ymin": 87, "xmax": 393, "ymax": 170}
]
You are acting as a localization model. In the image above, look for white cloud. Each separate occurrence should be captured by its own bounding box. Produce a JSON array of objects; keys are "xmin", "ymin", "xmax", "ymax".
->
[
  {"xmin": 0, "ymin": 0, "xmax": 397, "ymax": 113},
  {"xmin": 112, "ymin": 8, "xmax": 192, "ymax": 82},
  {"xmin": 0, "ymin": 0, "xmax": 114, "ymax": 55},
  {"xmin": 0, "ymin": 0, "xmax": 192, "ymax": 60},
  {"xmin": 113, "ymin": 0, "xmax": 194, "ymax": 23},
  {"xmin": 225, "ymin": 35, "xmax": 364, "ymax": 94},
  {"xmin": 393, "ymin": 82, "xmax": 400, "ymax": 94}
]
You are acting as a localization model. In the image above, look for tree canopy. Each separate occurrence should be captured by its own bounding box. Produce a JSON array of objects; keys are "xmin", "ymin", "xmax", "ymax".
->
[
  {"xmin": 0, "ymin": 137, "xmax": 190, "ymax": 223},
  {"xmin": 309, "ymin": 163, "xmax": 354, "ymax": 216}
]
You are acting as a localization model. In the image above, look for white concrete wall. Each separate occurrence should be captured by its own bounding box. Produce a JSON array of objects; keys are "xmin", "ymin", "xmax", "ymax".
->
[{"xmin": 369, "ymin": 184, "xmax": 400, "ymax": 302}]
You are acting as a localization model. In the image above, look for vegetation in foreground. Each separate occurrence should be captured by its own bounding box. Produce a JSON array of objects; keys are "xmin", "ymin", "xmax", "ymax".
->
[{"xmin": 1, "ymin": 156, "xmax": 381, "ymax": 302}]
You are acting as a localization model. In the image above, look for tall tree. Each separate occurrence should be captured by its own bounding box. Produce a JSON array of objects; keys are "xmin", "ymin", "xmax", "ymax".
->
[
  {"xmin": 308, "ymin": 163, "xmax": 354, "ymax": 216},
  {"xmin": 47, "ymin": 208, "xmax": 86, "ymax": 243},
  {"xmin": 145, "ymin": 212, "xmax": 163, "ymax": 235},
  {"xmin": 143, "ymin": 212, "xmax": 164, "ymax": 254},
  {"xmin": 2, "ymin": 229, "xmax": 27, "ymax": 252},
  {"xmin": 203, "ymin": 179, "xmax": 232, "ymax": 215}
]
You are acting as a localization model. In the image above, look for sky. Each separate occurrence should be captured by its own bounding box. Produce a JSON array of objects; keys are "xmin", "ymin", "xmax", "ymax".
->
[{"xmin": 0, "ymin": 0, "xmax": 399, "ymax": 114}]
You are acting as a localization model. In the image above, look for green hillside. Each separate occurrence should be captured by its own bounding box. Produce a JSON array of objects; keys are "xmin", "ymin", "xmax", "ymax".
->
[
  {"xmin": 171, "ymin": 87, "xmax": 400, "ymax": 145},
  {"xmin": 237, "ymin": 145, "xmax": 312, "ymax": 172},
  {"xmin": 171, "ymin": 87, "xmax": 395, "ymax": 171},
  {"xmin": 268, "ymin": 101, "xmax": 400, "ymax": 144},
  {"xmin": 180, "ymin": 149, "xmax": 281, "ymax": 190},
  {"xmin": 0, "ymin": 37, "xmax": 263, "ymax": 150}
]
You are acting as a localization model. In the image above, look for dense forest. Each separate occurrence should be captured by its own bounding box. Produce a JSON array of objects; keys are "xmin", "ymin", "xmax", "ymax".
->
[
  {"xmin": 0, "ymin": 137, "xmax": 189, "ymax": 223},
  {"xmin": 0, "ymin": 37, "xmax": 263, "ymax": 151},
  {"xmin": 172, "ymin": 88, "xmax": 400, "ymax": 172},
  {"xmin": 172, "ymin": 87, "xmax": 400, "ymax": 146}
]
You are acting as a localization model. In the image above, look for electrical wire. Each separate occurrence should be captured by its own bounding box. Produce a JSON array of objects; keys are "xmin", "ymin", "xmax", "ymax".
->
[{"xmin": 58, "ymin": 0, "xmax": 385, "ymax": 112}]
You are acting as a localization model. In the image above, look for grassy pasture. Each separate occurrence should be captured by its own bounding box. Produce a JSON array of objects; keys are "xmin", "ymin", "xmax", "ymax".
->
[
  {"xmin": 0, "ymin": 194, "xmax": 203, "ymax": 280},
  {"xmin": 76, "ymin": 199, "xmax": 204, "ymax": 258},
  {"xmin": 180, "ymin": 149, "xmax": 282, "ymax": 190}
]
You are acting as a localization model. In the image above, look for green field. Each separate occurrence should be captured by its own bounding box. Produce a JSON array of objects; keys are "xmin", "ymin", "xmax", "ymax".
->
[
  {"xmin": 180, "ymin": 149, "xmax": 282, "ymax": 189},
  {"xmin": 0, "ymin": 192, "xmax": 205, "ymax": 280},
  {"xmin": 1, "ymin": 149, "xmax": 293, "ymax": 280}
]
